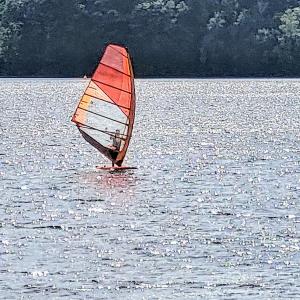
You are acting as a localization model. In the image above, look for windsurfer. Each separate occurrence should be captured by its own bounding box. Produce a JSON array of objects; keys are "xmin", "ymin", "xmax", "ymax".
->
[
  {"xmin": 109, "ymin": 129, "xmax": 121, "ymax": 166},
  {"xmin": 71, "ymin": 44, "xmax": 135, "ymax": 169},
  {"xmin": 111, "ymin": 129, "xmax": 121, "ymax": 150}
]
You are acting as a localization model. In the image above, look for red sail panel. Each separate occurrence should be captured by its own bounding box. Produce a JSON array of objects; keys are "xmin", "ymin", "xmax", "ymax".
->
[
  {"xmin": 71, "ymin": 44, "xmax": 135, "ymax": 166},
  {"xmin": 93, "ymin": 45, "xmax": 132, "ymax": 116},
  {"xmin": 97, "ymin": 83, "xmax": 131, "ymax": 116}
]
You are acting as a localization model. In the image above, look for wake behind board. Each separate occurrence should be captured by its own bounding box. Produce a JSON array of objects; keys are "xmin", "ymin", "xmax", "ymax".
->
[{"xmin": 96, "ymin": 166, "xmax": 137, "ymax": 171}]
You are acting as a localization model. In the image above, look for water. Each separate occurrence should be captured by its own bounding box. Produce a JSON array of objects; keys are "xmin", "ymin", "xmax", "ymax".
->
[{"xmin": 1, "ymin": 78, "xmax": 299, "ymax": 299}]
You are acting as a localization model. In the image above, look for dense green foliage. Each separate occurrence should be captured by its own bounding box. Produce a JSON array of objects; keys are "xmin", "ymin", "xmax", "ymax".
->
[{"xmin": 1, "ymin": 0, "xmax": 300, "ymax": 77}]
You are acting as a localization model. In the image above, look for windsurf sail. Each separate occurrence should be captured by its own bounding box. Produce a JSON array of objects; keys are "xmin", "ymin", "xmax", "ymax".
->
[{"xmin": 71, "ymin": 44, "xmax": 136, "ymax": 167}]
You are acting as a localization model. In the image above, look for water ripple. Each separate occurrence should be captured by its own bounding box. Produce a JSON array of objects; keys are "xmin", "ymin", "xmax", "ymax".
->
[{"xmin": 0, "ymin": 78, "xmax": 299, "ymax": 299}]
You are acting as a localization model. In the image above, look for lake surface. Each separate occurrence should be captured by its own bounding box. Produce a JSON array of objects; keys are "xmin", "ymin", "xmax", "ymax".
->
[{"xmin": 1, "ymin": 78, "xmax": 300, "ymax": 299}]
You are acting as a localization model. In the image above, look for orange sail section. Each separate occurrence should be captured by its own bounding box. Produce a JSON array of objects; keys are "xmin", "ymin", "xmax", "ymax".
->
[{"xmin": 72, "ymin": 44, "xmax": 136, "ymax": 166}]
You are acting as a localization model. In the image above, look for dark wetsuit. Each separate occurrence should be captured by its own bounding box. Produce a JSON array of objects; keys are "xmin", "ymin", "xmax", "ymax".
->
[
  {"xmin": 112, "ymin": 136, "xmax": 121, "ymax": 150},
  {"xmin": 109, "ymin": 135, "xmax": 121, "ymax": 163}
]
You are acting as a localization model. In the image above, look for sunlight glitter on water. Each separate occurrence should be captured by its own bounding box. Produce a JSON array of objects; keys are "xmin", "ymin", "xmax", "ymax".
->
[{"xmin": 0, "ymin": 78, "xmax": 300, "ymax": 299}]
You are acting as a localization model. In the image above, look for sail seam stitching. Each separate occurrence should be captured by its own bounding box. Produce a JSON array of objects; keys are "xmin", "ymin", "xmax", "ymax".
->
[
  {"xmin": 77, "ymin": 107, "xmax": 129, "ymax": 126},
  {"xmin": 108, "ymin": 45, "xmax": 129, "ymax": 59},
  {"xmin": 92, "ymin": 79, "xmax": 132, "ymax": 94},
  {"xmin": 99, "ymin": 62, "xmax": 131, "ymax": 77},
  {"xmin": 85, "ymin": 92, "xmax": 130, "ymax": 110}
]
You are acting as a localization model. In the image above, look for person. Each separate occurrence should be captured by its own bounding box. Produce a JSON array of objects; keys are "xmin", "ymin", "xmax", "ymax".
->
[
  {"xmin": 109, "ymin": 129, "xmax": 121, "ymax": 167},
  {"xmin": 111, "ymin": 129, "xmax": 121, "ymax": 151}
]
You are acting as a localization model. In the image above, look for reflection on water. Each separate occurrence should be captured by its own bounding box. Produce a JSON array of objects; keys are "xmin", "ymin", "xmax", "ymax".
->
[
  {"xmin": 79, "ymin": 170, "xmax": 137, "ymax": 203},
  {"xmin": 1, "ymin": 78, "xmax": 300, "ymax": 299}
]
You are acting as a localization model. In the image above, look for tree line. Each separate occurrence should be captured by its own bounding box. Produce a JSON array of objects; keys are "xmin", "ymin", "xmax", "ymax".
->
[{"xmin": 1, "ymin": 0, "xmax": 300, "ymax": 77}]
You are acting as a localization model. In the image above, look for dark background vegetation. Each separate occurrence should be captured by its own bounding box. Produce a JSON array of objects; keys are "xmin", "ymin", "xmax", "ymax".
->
[{"xmin": 1, "ymin": 0, "xmax": 300, "ymax": 77}]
